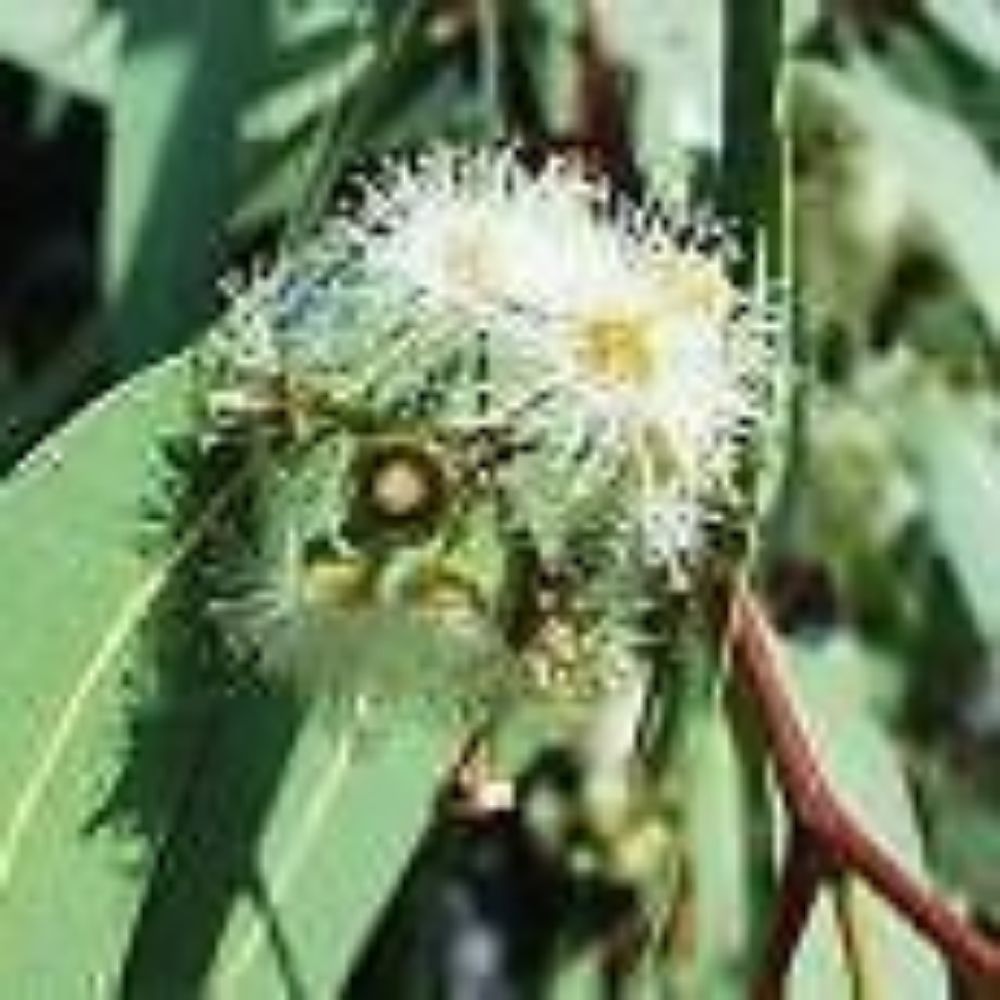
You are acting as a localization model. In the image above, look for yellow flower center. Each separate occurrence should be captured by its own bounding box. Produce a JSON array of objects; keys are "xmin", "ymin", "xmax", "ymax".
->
[
  {"xmin": 302, "ymin": 557, "xmax": 371, "ymax": 609},
  {"xmin": 574, "ymin": 313, "xmax": 658, "ymax": 390}
]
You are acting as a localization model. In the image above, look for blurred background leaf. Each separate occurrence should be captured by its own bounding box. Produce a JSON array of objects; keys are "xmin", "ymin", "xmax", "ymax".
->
[
  {"xmin": 0, "ymin": 1, "xmax": 118, "ymax": 102},
  {"xmin": 788, "ymin": 635, "xmax": 949, "ymax": 999},
  {"xmin": 103, "ymin": 0, "xmax": 271, "ymax": 372}
]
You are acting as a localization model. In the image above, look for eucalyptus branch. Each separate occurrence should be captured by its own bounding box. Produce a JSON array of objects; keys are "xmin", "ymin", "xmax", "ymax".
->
[
  {"xmin": 725, "ymin": 583, "xmax": 1000, "ymax": 993},
  {"xmin": 753, "ymin": 824, "xmax": 830, "ymax": 1000}
]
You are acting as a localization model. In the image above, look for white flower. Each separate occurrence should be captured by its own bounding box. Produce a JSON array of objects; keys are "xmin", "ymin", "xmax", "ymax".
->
[
  {"xmin": 344, "ymin": 147, "xmax": 776, "ymax": 581},
  {"xmin": 221, "ymin": 146, "xmax": 778, "ymax": 587},
  {"xmin": 349, "ymin": 147, "xmax": 645, "ymax": 322}
]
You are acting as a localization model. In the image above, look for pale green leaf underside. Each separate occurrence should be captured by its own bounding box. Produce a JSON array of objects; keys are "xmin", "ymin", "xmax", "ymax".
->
[
  {"xmin": 0, "ymin": 2, "xmax": 118, "ymax": 102},
  {"xmin": 789, "ymin": 636, "xmax": 948, "ymax": 1000},
  {"xmin": 685, "ymin": 696, "xmax": 750, "ymax": 997},
  {"xmin": 0, "ymin": 355, "xmax": 453, "ymax": 994},
  {"xmin": 842, "ymin": 57, "xmax": 1000, "ymax": 347},
  {"xmin": 898, "ymin": 385, "xmax": 1000, "ymax": 645}
]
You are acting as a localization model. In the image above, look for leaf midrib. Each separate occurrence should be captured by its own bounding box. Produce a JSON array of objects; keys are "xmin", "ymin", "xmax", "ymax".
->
[{"xmin": 0, "ymin": 469, "xmax": 248, "ymax": 895}]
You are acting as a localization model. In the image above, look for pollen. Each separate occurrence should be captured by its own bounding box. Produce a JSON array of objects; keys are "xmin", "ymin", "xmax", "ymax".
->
[
  {"xmin": 573, "ymin": 312, "xmax": 659, "ymax": 390},
  {"xmin": 302, "ymin": 557, "xmax": 371, "ymax": 609}
]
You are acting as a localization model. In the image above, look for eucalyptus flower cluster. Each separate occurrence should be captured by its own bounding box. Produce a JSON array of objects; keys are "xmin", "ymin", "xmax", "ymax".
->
[{"xmin": 198, "ymin": 147, "xmax": 781, "ymax": 718}]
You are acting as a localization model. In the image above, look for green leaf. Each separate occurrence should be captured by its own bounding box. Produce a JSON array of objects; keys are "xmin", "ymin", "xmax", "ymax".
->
[
  {"xmin": 103, "ymin": 0, "xmax": 271, "ymax": 371},
  {"xmin": 241, "ymin": 25, "xmax": 368, "ymax": 151},
  {"xmin": 205, "ymin": 721, "xmax": 450, "ymax": 998},
  {"xmin": 683, "ymin": 694, "xmax": 749, "ymax": 998},
  {"xmin": 788, "ymin": 635, "xmax": 949, "ymax": 999},
  {"xmin": 840, "ymin": 57, "xmax": 1000, "ymax": 346},
  {"xmin": 553, "ymin": 956, "xmax": 603, "ymax": 1000},
  {"xmin": 519, "ymin": 0, "xmax": 585, "ymax": 137},
  {"xmin": 0, "ymin": 358, "xmax": 190, "ymax": 994},
  {"xmin": 601, "ymin": 0, "xmax": 723, "ymax": 163},
  {"xmin": 0, "ymin": 355, "xmax": 453, "ymax": 994},
  {"xmin": 916, "ymin": 756, "xmax": 1000, "ymax": 921},
  {"xmin": 0, "ymin": 1, "xmax": 118, "ymax": 102},
  {"xmin": 784, "ymin": 0, "xmax": 820, "ymax": 47},
  {"xmin": 230, "ymin": 4, "xmax": 380, "ymax": 237},
  {"xmin": 924, "ymin": 0, "xmax": 1000, "ymax": 72},
  {"xmin": 895, "ymin": 382, "xmax": 1000, "ymax": 644}
]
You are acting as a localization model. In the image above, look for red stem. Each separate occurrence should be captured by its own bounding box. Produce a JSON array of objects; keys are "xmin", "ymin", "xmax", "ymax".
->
[
  {"xmin": 726, "ymin": 583, "xmax": 1000, "ymax": 990},
  {"xmin": 752, "ymin": 825, "xmax": 829, "ymax": 1000}
]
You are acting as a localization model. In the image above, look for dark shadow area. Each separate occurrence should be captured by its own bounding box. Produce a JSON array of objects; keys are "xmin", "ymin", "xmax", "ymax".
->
[
  {"xmin": 88, "ymin": 434, "xmax": 308, "ymax": 997},
  {"xmin": 0, "ymin": 61, "xmax": 104, "ymax": 468},
  {"xmin": 106, "ymin": 0, "xmax": 272, "ymax": 374},
  {"xmin": 344, "ymin": 748, "xmax": 640, "ymax": 1000}
]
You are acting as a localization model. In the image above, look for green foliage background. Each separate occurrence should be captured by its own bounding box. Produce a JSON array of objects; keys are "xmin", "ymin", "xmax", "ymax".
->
[{"xmin": 1, "ymin": 1, "xmax": 1000, "ymax": 996}]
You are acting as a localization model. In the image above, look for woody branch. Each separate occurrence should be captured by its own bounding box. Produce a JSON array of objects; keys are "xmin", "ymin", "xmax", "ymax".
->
[{"xmin": 725, "ymin": 581, "xmax": 1000, "ymax": 995}]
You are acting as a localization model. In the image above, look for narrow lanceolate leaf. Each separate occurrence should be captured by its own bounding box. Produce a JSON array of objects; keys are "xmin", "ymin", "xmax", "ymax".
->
[
  {"xmin": 840, "ymin": 56, "xmax": 1000, "ymax": 346},
  {"xmin": 0, "ymin": 355, "xmax": 454, "ymax": 995},
  {"xmin": 895, "ymin": 384, "xmax": 1000, "ymax": 646},
  {"xmin": 788, "ymin": 636, "xmax": 949, "ymax": 1000},
  {"xmin": 923, "ymin": 0, "xmax": 1000, "ymax": 72},
  {"xmin": 104, "ymin": 0, "xmax": 270, "ymax": 371},
  {"xmin": 0, "ymin": 357, "xmax": 193, "ymax": 992},
  {"xmin": 684, "ymin": 694, "xmax": 749, "ymax": 999},
  {"xmin": 599, "ymin": 0, "xmax": 724, "ymax": 159},
  {"xmin": 122, "ymin": 713, "xmax": 452, "ymax": 999},
  {"xmin": 0, "ymin": 1, "xmax": 118, "ymax": 103}
]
